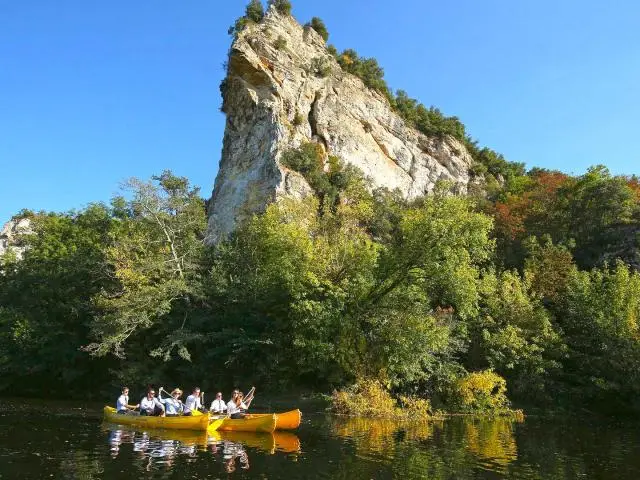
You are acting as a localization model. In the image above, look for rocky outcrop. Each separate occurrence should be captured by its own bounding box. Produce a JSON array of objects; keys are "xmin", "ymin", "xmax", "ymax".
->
[
  {"xmin": 206, "ymin": 7, "xmax": 474, "ymax": 242},
  {"xmin": 0, "ymin": 217, "xmax": 32, "ymax": 260}
]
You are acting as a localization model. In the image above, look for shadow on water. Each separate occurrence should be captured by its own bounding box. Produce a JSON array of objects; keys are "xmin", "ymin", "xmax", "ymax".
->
[{"xmin": 1, "ymin": 399, "xmax": 640, "ymax": 478}]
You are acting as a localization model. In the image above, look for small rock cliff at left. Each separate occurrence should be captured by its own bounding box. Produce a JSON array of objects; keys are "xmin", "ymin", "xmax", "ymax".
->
[{"xmin": 0, "ymin": 217, "xmax": 33, "ymax": 260}]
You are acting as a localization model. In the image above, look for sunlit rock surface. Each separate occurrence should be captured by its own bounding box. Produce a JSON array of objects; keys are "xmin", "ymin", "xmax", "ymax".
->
[
  {"xmin": 0, "ymin": 217, "xmax": 32, "ymax": 260},
  {"xmin": 206, "ymin": 7, "xmax": 473, "ymax": 243}
]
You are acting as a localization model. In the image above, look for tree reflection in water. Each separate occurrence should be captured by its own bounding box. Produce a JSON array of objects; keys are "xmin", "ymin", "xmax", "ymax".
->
[
  {"xmin": 330, "ymin": 415, "xmax": 523, "ymax": 477},
  {"xmin": 462, "ymin": 418, "xmax": 519, "ymax": 472}
]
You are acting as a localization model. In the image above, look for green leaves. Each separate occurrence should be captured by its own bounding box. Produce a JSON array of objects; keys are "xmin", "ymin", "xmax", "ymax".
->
[
  {"xmin": 86, "ymin": 171, "xmax": 206, "ymax": 359},
  {"xmin": 306, "ymin": 17, "xmax": 329, "ymax": 42},
  {"xmin": 268, "ymin": 0, "xmax": 292, "ymax": 16}
]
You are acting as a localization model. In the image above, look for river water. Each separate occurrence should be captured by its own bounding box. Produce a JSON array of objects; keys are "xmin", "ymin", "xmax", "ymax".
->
[{"xmin": 1, "ymin": 400, "xmax": 639, "ymax": 479}]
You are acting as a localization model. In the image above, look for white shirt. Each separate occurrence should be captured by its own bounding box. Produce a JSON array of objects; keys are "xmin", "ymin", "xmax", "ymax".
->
[
  {"xmin": 185, "ymin": 394, "xmax": 202, "ymax": 412},
  {"xmin": 210, "ymin": 399, "xmax": 227, "ymax": 413},
  {"xmin": 227, "ymin": 400, "xmax": 248, "ymax": 415},
  {"xmin": 140, "ymin": 396, "xmax": 163, "ymax": 413},
  {"xmin": 116, "ymin": 394, "xmax": 129, "ymax": 411}
]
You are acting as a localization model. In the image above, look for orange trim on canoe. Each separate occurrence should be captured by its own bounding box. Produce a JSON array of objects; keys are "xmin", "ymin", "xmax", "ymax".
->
[{"xmin": 249, "ymin": 409, "xmax": 301, "ymax": 430}]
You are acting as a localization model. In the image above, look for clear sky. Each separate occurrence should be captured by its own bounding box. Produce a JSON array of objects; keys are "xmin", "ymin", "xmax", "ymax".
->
[{"xmin": 1, "ymin": 0, "xmax": 639, "ymax": 222}]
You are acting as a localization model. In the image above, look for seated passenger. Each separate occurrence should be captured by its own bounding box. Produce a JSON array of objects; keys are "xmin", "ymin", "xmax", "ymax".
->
[
  {"xmin": 139, "ymin": 388, "xmax": 165, "ymax": 416},
  {"xmin": 159, "ymin": 387, "xmax": 184, "ymax": 416},
  {"xmin": 210, "ymin": 392, "xmax": 227, "ymax": 414},
  {"xmin": 227, "ymin": 391, "xmax": 248, "ymax": 419},
  {"xmin": 184, "ymin": 387, "xmax": 204, "ymax": 415},
  {"xmin": 116, "ymin": 387, "xmax": 139, "ymax": 414}
]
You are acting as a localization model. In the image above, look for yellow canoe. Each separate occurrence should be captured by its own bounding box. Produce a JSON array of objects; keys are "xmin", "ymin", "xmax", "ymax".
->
[
  {"xmin": 248, "ymin": 409, "xmax": 302, "ymax": 430},
  {"xmin": 103, "ymin": 406, "xmax": 210, "ymax": 431},
  {"xmin": 209, "ymin": 413, "xmax": 276, "ymax": 433}
]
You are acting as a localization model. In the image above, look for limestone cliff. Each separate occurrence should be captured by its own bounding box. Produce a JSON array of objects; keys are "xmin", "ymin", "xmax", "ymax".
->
[
  {"xmin": 0, "ymin": 217, "xmax": 32, "ymax": 260},
  {"xmin": 206, "ymin": 7, "xmax": 474, "ymax": 242}
]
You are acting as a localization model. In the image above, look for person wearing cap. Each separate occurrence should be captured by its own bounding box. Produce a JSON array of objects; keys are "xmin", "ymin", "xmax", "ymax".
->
[
  {"xmin": 210, "ymin": 392, "xmax": 227, "ymax": 414},
  {"xmin": 158, "ymin": 387, "xmax": 184, "ymax": 416}
]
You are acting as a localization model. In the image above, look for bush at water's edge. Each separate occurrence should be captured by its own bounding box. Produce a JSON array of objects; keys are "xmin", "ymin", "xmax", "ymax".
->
[{"xmin": 330, "ymin": 373, "xmax": 523, "ymax": 419}]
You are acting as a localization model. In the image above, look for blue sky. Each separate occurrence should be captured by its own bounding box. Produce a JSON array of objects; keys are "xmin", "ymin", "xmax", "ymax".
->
[{"xmin": 1, "ymin": 0, "xmax": 639, "ymax": 222}]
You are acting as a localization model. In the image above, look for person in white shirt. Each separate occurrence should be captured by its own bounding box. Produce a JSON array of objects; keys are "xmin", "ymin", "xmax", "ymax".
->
[
  {"xmin": 139, "ymin": 388, "xmax": 165, "ymax": 416},
  {"xmin": 159, "ymin": 387, "xmax": 184, "ymax": 416},
  {"xmin": 116, "ymin": 387, "xmax": 139, "ymax": 414},
  {"xmin": 184, "ymin": 387, "xmax": 203, "ymax": 416},
  {"xmin": 210, "ymin": 392, "xmax": 227, "ymax": 414},
  {"xmin": 227, "ymin": 391, "xmax": 248, "ymax": 419}
]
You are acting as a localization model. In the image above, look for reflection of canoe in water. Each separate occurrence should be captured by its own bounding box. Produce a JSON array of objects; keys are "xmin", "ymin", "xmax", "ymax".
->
[
  {"xmin": 248, "ymin": 409, "xmax": 302, "ymax": 430},
  {"xmin": 209, "ymin": 414, "xmax": 276, "ymax": 433},
  {"xmin": 208, "ymin": 430, "xmax": 301, "ymax": 454},
  {"xmin": 101, "ymin": 423, "xmax": 209, "ymax": 447},
  {"xmin": 273, "ymin": 431, "xmax": 301, "ymax": 452},
  {"xmin": 103, "ymin": 406, "xmax": 210, "ymax": 431}
]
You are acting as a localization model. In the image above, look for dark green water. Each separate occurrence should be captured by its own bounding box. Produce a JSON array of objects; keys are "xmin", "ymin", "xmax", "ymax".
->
[{"xmin": 1, "ymin": 400, "xmax": 639, "ymax": 479}]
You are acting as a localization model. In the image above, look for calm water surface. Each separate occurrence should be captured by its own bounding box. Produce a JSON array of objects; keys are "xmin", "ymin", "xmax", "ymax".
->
[{"xmin": 1, "ymin": 400, "xmax": 639, "ymax": 479}]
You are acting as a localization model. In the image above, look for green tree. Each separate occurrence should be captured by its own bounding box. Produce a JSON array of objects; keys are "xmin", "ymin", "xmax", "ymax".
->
[
  {"xmin": 555, "ymin": 262, "xmax": 640, "ymax": 412},
  {"xmin": 268, "ymin": 0, "xmax": 292, "ymax": 16},
  {"xmin": 0, "ymin": 205, "xmax": 115, "ymax": 395},
  {"xmin": 564, "ymin": 165, "xmax": 636, "ymax": 268},
  {"xmin": 245, "ymin": 0, "xmax": 265, "ymax": 23},
  {"xmin": 85, "ymin": 171, "xmax": 206, "ymax": 360},
  {"xmin": 472, "ymin": 270, "xmax": 564, "ymax": 399},
  {"xmin": 307, "ymin": 17, "xmax": 329, "ymax": 42}
]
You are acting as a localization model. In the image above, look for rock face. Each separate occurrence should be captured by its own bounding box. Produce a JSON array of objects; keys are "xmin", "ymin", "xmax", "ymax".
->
[
  {"xmin": 0, "ymin": 217, "xmax": 32, "ymax": 260},
  {"xmin": 206, "ymin": 7, "xmax": 474, "ymax": 242}
]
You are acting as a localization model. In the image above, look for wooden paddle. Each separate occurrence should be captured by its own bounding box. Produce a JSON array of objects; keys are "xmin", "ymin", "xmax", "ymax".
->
[{"xmin": 244, "ymin": 386, "xmax": 256, "ymax": 408}]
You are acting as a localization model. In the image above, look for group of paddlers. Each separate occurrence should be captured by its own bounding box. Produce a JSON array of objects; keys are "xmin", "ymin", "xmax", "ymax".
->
[{"xmin": 116, "ymin": 386, "xmax": 254, "ymax": 419}]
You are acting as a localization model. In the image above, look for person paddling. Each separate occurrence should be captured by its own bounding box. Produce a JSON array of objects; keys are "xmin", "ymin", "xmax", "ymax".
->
[
  {"xmin": 210, "ymin": 392, "xmax": 227, "ymax": 415},
  {"xmin": 139, "ymin": 388, "xmax": 165, "ymax": 416},
  {"xmin": 227, "ymin": 391, "xmax": 248, "ymax": 419},
  {"xmin": 116, "ymin": 387, "xmax": 139, "ymax": 414},
  {"xmin": 158, "ymin": 387, "xmax": 184, "ymax": 416},
  {"xmin": 184, "ymin": 387, "xmax": 203, "ymax": 416}
]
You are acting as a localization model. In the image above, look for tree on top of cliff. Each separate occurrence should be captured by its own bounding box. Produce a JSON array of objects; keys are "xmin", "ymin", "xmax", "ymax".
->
[
  {"xmin": 246, "ymin": 0, "xmax": 265, "ymax": 23},
  {"xmin": 268, "ymin": 0, "xmax": 292, "ymax": 16},
  {"xmin": 228, "ymin": 0, "xmax": 265, "ymax": 36}
]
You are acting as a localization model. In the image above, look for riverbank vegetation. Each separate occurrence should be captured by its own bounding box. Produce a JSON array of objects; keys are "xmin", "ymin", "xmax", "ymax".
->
[
  {"xmin": 2, "ymin": 1, "xmax": 640, "ymax": 417},
  {"xmin": 2, "ymin": 145, "xmax": 639, "ymax": 416}
]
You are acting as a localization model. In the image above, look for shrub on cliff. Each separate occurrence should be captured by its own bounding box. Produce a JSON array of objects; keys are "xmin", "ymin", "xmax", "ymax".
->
[
  {"xmin": 336, "ymin": 49, "xmax": 392, "ymax": 102},
  {"xmin": 274, "ymin": 35, "xmax": 287, "ymax": 50},
  {"xmin": 306, "ymin": 17, "xmax": 329, "ymax": 42},
  {"xmin": 269, "ymin": 0, "xmax": 292, "ymax": 16},
  {"xmin": 245, "ymin": 0, "xmax": 265, "ymax": 22},
  {"xmin": 228, "ymin": 0, "xmax": 265, "ymax": 36},
  {"xmin": 280, "ymin": 142, "xmax": 360, "ymax": 213}
]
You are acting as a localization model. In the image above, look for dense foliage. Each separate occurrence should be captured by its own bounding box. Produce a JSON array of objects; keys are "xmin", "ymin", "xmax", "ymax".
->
[
  {"xmin": 2, "ymin": 148, "xmax": 639, "ymax": 415},
  {"xmin": 2, "ymin": 1, "xmax": 640, "ymax": 416}
]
